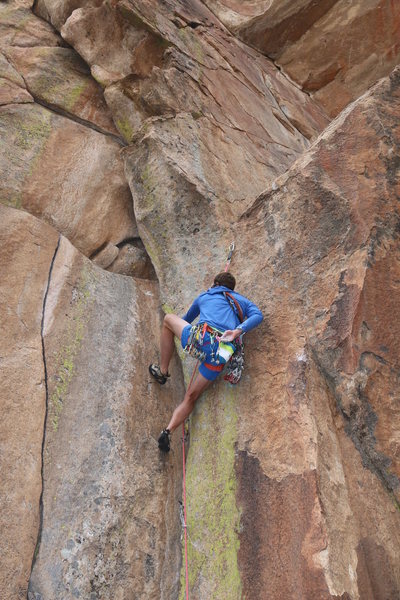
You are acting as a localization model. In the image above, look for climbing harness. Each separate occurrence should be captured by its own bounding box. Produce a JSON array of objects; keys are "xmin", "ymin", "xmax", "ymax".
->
[{"xmin": 183, "ymin": 322, "xmax": 222, "ymax": 363}]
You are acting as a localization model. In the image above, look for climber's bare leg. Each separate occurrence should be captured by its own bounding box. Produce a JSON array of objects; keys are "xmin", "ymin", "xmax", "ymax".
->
[
  {"xmin": 167, "ymin": 372, "xmax": 211, "ymax": 432},
  {"xmin": 160, "ymin": 314, "xmax": 189, "ymax": 375}
]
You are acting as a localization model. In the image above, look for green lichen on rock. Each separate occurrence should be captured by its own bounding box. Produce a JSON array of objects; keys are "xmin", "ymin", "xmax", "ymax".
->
[
  {"xmin": 1, "ymin": 194, "xmax": 22, "ymax": 209},
  {"xmin": 140, "ymin": 164, "xmax": 157, "ymax": 209},
  {"xmin": 138, "ymin": 164, "xmax": 168, "ymax": 270},
  {"xmin": 179, "ymin": 385, "xmax": 242, "ymax": 599},
  {"xmin": 64, "ymin": 82, "xmax": 87, "ymax": 111},
  {"xmin": 190, "ymin": 110, "xmax": 203, "ymax": 120},
  {"xmin": 30, "ymin": 63, "xmax": 88, "ymax": 112},
  {"xmin": 50, "ymin": 266, "xmax": 95, "ymax": 431},
  {"xmin": 0, "ymin": 105, "xmax": 53, "ymax": 209},
  {"xmin": 115, "ymin": 117, "xmax": 134, "ymax": 142},
  {"xmin": 162, "ymin": 302, "xmax": 175, "ymax": 315},
  {"xmin": 14, "ymin": 112, "xmax": 52, "ymax": 151}
]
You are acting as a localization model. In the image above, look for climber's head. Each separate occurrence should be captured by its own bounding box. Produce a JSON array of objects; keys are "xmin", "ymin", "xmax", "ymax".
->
[{"xmin": 213, "ymin": 272, "xmax": 236, "ymax": 290}]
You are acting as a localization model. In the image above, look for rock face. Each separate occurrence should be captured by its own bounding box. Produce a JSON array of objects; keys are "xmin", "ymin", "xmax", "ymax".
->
[
  {"xmin": 123, "ymin": 65, "xmax": 400, "ymax": 598},
  {"xmin": 0, "ymin": 206, "xmax": 58, "ymax": 600},
  {"xmin": 0, "ymin": 102, "xmax": 135, "ymax": 255},
  {"xmin": 47, "ymin": 0, "xmax": 328, "ymax": 156},
  {"xmin": 0, "ymin": 0, "xmax": 154, "ymax": 277},
  {"xmin": 1, "ymin": 0, "xmax": 400, "ymax": 599},
  {"xmin": 231, "ymin": 69, "xmax": 400, "ymax": 599},
  {"xmin": 5, "ymin": 45, "xmax": 118, "ymax": 133},
  {"xmin": 203, "ymin": 0, "xmax": 400, "ymax": 117},
  {"xmin": 28, "ymin": 230, "xmax": 184, "ymax": 600},
  {"xmin": 0, "ymin": 205, "xmax": 184, "ymax": 599}
]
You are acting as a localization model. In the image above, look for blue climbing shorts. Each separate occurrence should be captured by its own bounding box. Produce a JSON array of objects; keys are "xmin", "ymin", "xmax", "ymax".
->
[{"xmin": 181, "ymin": 324, "xmax": 236, "ymax": 381}]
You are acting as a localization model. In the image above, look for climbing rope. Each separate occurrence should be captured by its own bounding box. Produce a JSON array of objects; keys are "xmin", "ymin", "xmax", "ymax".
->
[
  {"xmin": 181, "ymin": 241, "xmax": 235, "ymax": 599},
  {"xmin": 181, "ymin": 360, "xmax": 198, "ymax": 600}
]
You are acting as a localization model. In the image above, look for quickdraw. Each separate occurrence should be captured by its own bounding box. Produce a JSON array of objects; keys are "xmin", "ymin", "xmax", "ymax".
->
[
  {"xmin": 183, "ymin": 322, "xmax": 222, "ymax": 363},
  {"xmin": 223, "ymin": 291, "xmax": 245, "ymax": 385},
  {"xmin": 224, "ymin": 340, "xmax": 244, "ymax": 384},
  {"xmin": 224, "ymin": 241, "xmax": 235, "ymax": 273}
]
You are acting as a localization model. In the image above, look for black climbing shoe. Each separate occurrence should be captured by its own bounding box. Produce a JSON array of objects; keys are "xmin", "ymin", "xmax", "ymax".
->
[
  {"xmin": 158, "ymin": 428, "xmax": 171, "ymax": 452},
  {"xmin": 149, "ymin": 363, "xmax": 170, "ymax": 385}
]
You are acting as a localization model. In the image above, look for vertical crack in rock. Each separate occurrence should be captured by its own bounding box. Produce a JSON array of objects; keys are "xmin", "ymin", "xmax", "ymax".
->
[
  {"xmin": 28, "ymin": 235, "xmax": 61, "ymax": 583},
  {"xmin": 344, "ymin": 387, "xmax": 400, "ymax": 502},
  {"xmin": 310, "ymin": 347, "xmax": 400, "ymax": 504}
]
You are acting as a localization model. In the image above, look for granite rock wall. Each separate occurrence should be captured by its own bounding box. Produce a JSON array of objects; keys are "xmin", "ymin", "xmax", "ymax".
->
[{"xmin": 1, "ymin": 1, "xmax": 399, "ymax": 598}]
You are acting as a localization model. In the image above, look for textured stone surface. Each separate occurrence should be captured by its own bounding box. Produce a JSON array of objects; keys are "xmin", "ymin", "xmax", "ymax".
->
[
  {"xmin": 91, "ymin": 241, "xmax": 120, "ymax": 269},
  {"xmin": 0, "ymin": 205, "xmax": 185, "ymax": 600},
  {"xmin": 2, "ymin": 0, "xmax": 400, "ymax": 598},
  {"xmin": 203, "ymin": 0, "xmax": 336, "ymax": 34},
  {"xmin": 0, "ymin": 51, "xmax": 33, "ymax": 105},
  {"xmin": 27, "ymin": 231, "xmax": 185, "ymax": 599},
  {"xmin": 125, "ymin": 67, "xmax": 400, "ymax": 598},
  {"xmin": 0, "ymin": 1, "xmax": 151, "ymax": 278},
  {"xmin": 5, "ymin": 46, "xmax": 118, "ymax": 133},
  {"xmin": 233, "ymin": 68, "xmax": 400, "ymax": 598},
  {"xmin": 53, "ymin": 0, "xmax": 328, "ymax": 158},
  {"xmin": 0, "ymin": 205, "xmax": 59, "ymax": 600},
  {"xmin": 108, "ymin": 240, "xmax": 157, "ymax": 279},
  {"xmin": 0, "ymin": 1, "xmax": 63, "ymax": 49},
  {"xmin": 278, "ymin": 0, "xmax": 400, "ymax": 117},
  {"xmin": 237, "ymin": 458, "xmax": 335, "ymax": 599},
  {"xmin": 0, "ymin": 103, "xmax": 135, "ymax": 257},
  {"xmin": 203, "ymin": 0, "xmax": 400, "ymax": 117}
]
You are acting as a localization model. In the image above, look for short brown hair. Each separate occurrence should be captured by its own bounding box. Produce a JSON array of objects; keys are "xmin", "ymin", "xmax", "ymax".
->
[{"xmin": 213, "ymin": 272, "xmax": 236, "ymax": 290}]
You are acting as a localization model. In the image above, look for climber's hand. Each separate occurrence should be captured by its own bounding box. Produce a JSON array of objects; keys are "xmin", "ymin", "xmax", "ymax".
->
[{"xmin": 220, "ymin": 328, "xmax": 242, "ymax": 342}]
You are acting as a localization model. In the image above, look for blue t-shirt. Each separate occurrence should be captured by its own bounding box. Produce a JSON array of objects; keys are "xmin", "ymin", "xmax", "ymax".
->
[{"xmin": 182, "ymin": 286, "xmax": 263, "ymax": 334}]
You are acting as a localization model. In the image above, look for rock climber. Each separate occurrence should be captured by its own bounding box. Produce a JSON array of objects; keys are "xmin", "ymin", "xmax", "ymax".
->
[{"xmin": 149, "ymin": 271, "xmax": 263, "ymax": 452}]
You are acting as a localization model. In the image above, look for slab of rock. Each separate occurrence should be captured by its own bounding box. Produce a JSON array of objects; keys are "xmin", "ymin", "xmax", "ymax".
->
[
  {"xmin": 202, "ymin": 0, "xmax": 339, "ymax": 54},
  {"xmin": 48, "ymin": 0, "xmax": 329, "ymax": 163},
  {"xmin": 90, "ymin": 241, "xmax": 120, "ymax": 269},
  {"xmin": 108, "ymin": 240, "xmax": 157, "ymax": 279},
  {"xmin": 28, "ymin": 229, "xmax": 184, "ymax": 600},
  {"xmin": 38, "ymin": 0, "xmax": 104, "ymax": 31},
  {"xmin": 5, "ymin": 46, "xmax": 118, "ymax": 134},
  {"xmin": 0, "ymin": 103, "xmax": 135, "ymax": 257},
  {"xmin": 0, "ymin": 205, "xmax": 59, "ymax": 600},
  {"xmin": 0, "ymin": 205, "xmax": 185, "ymax": 599},
  {"xmin": 233, "ymin": 67, "xmax": 400, "ymax": 598},
  {"xmin": 0, "ymin": 2, "xmax": 64, "ymax": 49},
  {"xmin": 0, "ymin": 4, "xmax": 155, "ymax": 278},
  {"xmin": 61, "ymin": 1, "xmax": 163, "ymax": 86},
  {"xmin": 203, "ymin": 0, "xmax": 400, "ymax": 117},
  {"xmin": 278, "ymin": 0, "xmax": 400, "ymax": 117},
  {"xmin": 0, "ymin": 51, "xmax": 33, "ymax": 105}
]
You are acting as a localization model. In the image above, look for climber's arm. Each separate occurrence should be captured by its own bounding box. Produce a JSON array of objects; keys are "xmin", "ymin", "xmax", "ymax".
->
[
  {"xmin": 220, "ymin": 298, "xmax": 263, "ymax": 342},
  {"xmin": 239, "ymin": 299, "xmax": 263, "ymax": 333},
  {"xmin": 181, "ymin": 296, "xmax": 200, "ymax": 323}
]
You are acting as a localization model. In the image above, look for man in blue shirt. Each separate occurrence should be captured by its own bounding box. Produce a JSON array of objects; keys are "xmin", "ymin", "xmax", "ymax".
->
[{"xmin": 150, "ymin": 272, "xmax": 263, "ymax": 451}]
